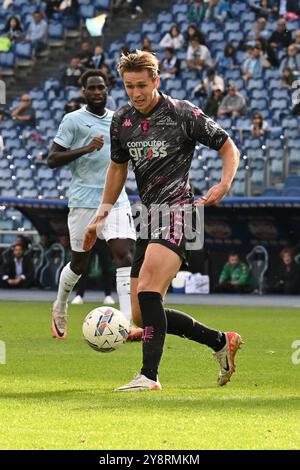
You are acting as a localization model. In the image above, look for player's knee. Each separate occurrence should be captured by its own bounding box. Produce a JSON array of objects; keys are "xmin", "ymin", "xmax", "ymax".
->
[
  {"xmin": 114, "ymin": 251, "xmax": 133, "ymax": 268},
  {"xmin": 70, "ymin": 259, "xmax": 88, "ymax": 275}
]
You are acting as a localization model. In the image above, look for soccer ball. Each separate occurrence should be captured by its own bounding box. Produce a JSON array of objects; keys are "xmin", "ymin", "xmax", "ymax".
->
[{"xmin": 82, "ymin": 306, "xmax": 130, "ymax": 353}]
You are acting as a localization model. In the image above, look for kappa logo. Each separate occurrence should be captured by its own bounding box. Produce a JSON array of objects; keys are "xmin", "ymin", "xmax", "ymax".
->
[
  {"xmin": 122, "ymin": 119, "xmax": 132, "ymax": 127},
  {"xmin": 157, "ymin": 116, "xmax": 177, "ymax": 126},
  {"xmin": 140, "ymin": 120, "xmax": 150, "ymax": 135}
]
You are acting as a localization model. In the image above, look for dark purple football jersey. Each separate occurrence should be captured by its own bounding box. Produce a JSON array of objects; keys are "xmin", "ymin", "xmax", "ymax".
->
[{"xmin": 111, "ymin": 92, "xmax": 229, "ymax": 208}]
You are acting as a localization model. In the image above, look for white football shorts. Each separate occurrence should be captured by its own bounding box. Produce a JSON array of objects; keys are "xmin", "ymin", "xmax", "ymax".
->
[{"xmin": 68, "ymin": 204, "xmax": 136, "ymax": 252}]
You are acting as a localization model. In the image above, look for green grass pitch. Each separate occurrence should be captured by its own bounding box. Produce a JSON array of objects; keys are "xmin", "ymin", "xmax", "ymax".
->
[{"xmin": 0, "ymin": 301, "xmax": 300, "ymax": 450}]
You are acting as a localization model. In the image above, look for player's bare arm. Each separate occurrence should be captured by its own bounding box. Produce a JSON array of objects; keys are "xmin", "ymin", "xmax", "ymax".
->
[
  {"xmin": 83, "ymin": 161, "xmax": 129, "ymax": 251},
  {"xmin": 47, "ymin": 136, "xmax": 104, "ymax": 169},
  {"xmin": 199, "ymin": 137, "xmax": 240, "ymax": 206}
]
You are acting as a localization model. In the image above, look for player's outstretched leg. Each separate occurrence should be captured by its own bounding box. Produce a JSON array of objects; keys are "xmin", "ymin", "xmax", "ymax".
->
[{"xmin": 165, "ymin": 308, "xmax": 243, "ymax": 386}]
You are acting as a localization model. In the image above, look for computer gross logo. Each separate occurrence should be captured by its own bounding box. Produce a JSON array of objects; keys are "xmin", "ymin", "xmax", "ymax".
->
[{"xmin": 127, "ymin": 140, "xmax": 168, "ymax": 161}]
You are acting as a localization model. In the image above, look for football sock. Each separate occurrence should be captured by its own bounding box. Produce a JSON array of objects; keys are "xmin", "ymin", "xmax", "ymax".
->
[
  {"xmin": 138, "ymin": 291, "xmax": 167, "ymax": 382},
  {"xmin": 165, "ymin": 308, "xmax": 226, "ymax": 352},
  {"xmin": 56, "ymin": 262, "xmax": 81, "ymax": 311},
  {"xmin": 116, "ymin": 267, "xmax": 132, "ymax": 321}
]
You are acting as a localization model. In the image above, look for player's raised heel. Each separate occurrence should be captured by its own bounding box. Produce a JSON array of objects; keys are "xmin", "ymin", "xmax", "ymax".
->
[{"xmin": 214, "ymin": 331, "xmax": 243, "ymax": 386}]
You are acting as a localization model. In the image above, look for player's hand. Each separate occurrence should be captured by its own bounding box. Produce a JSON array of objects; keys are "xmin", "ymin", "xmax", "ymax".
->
[
  {"xmin": 83, "ymin": 215, "xmax": 106, "ymax": 252},
  {"xmin": 86, "ymin": 135, "xmax": 104, "ymax": 153},
  {"xmin": 197, "ymin": 182, "xmax": 230, "ymax": 206}
]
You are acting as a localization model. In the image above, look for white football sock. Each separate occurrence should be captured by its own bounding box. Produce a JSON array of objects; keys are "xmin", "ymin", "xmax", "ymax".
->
[
  {"xmin": 116, "ymin": 266, "xmax": 132, "ymax": 321},
  {"xmin": 55, "ymin": 262, "xmax": 81, "ymax": 311}
]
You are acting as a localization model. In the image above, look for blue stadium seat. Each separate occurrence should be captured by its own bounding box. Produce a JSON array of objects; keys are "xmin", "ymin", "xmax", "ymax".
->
[
  {"xmin": 141, "ymin": 21, "xmax": 157, "ymax": 34},
  {"xmin": 284, "ymin": 176, "xmax": 300, "ymax": 188},
  {"xmin": 0, "ymin": 52, "xmax": 15, "ymax": 72},
  {"xmin": 14, "ymin": 41, "xmax": 33, "ymax": 60},
  {"xmin": 79, "ymin": 4, "xmax": 95, "ymax": 19},
  {"xmin": 172, "ymin": 3, "xmax": 189, "ymax": 15},
  {"xmin": 261, "ymin": 188, "xmax": 282, "ymax": 197},
  {"xmin": 94, "ymin": 0, "xmax": 111, "ymax": 9},
  {"xmin": 282, "ymin": 187, "xmax": 300, "ymax": 197},
  {"xmin": 157, "ymin": 12, "xmax": 173, "ymax": 24}
]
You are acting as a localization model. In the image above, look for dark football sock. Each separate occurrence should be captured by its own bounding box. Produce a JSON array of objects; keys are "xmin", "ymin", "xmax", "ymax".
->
[
  {"xmin": 165, "ymin": 308, "xmax": 226, "ymax": 352},
  {"xmin": 138, "ymin": 291, "xmax": 167, "ymax": 381}
]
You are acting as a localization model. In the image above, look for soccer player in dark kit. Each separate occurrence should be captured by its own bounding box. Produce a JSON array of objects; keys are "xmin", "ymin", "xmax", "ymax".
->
[{"xmin": 84, "ymin": 51, "xmax": 243, "ymax": 391}]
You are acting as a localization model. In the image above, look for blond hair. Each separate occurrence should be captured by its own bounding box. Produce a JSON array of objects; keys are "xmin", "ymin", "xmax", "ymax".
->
[{"xmin": 117, "ymin": 50, "xmax": 159, "ymax": 79}]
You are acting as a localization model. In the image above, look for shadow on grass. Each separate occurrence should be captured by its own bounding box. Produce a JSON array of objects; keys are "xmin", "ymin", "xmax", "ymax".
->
[{"xmin": 1, "ymin": 389, "xmax": 300, "ymax": 413}]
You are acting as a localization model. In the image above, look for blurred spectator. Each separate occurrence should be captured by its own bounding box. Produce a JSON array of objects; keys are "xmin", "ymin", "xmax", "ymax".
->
[
  {"xmin": 39, "ymin": 233, "xmax": 53, "ymax": 250},
  {"xmin": 216, "ymin": 43, "xmax": 238, "ymax": 72},
  {"xmin": 129, "ymin": 0, "xmax": 143, "ymax": 19},
  {"xmin": 281, "ymin": 66, "xmax": 296, "ymax": 89},
  {"xmin": 246, "ymin": 17, "xmax": 271, "ymax": 43},
  {"xmin": 205, "ymin": 0, "xmax": 231, "ymax": 22},
  {"xmin": 242, "ymin": 43, "xmax": 270, "ymax": 85},
  {"xmin": 187, "ymin": 37, "xmax": 213, "ymax": 71},
  {"xmin": 268, "ymin": 17, "xmax": 292, "ymax": 50},
  {"xmin": 0, "ymin": 133, "xmax": 4, "ymax": 157},
  {"xmin": 279, "ymin": 0, "xmax": 299, "ymax": 18},
  {"xmin": 45, "ymin": 0, "xmax": 63, "ymax": 20},
  {"xmin": 216, "ymin": 252, "xmax": 253, "ymax": 293},
  {"xmin": 203, "ymin": 86, "xmax": 224, "ymax": 118},
  {"xmin": 64, "ymin": 99, "xmax": 81, "ymax": 114},
  {"xmin": 25, "ymin": 11, "xmax": 48, "ymax": 54},
  {"xmin": 61, "ymin": 56, "xmax": 85, "ymax": 87},
  {"xmin": 250, "ymin": 0, "xmax": 279, "ymax": 18},
  {"xmin": 294, "ymin": 29, "xmax": 300, "ymax": 51},
  {"xmin": 79, "ymin": 41, "xmax": 94, "ymax": 69},
  {"xmin": 141, "ymin": 36, "xmax": 154, "ymax": 53},
  {"xmin": 194, "ymin": 68, "xmax": 225, "ymax": 97},
  {"xmin": 92, "ymin": 46, "xmax": 105, "ymax": 69},
  {"xmin": 280, "ymin": 43, "xmax": 300, "ymax": 74},
  {"xmin": 185, "ymin": 24, "xmax": 206, "ymax": 46},
  {"xmin": 159, "ymin": 47, "xmax": 180, "ymax": 79},
  {"xmin": 100, "ymin": 63, "xmax": 116, "ymax": 88},
  {"xmin": 251, "ymin": 111, "xmax": 269, "ymax": 137},
  {"xmin": 3, "ymin": 16, "xmax": 23, "ymax": 42},
  {"xmin": 269, "ymin": 247, "xmax": 300, "ymax": 294},
  {"xmin": 159, "ymin": 25, "xmax": 185, "ymax": 50},
  {"xmin": 10, "ymin": 94, "xmax": 36, "ymax": 128},
  {"xmin": 187, "ymin": 0, "xmax": 208, "ymax": 23},
  {"xmin": 1, "ymin": 243, "xmax": 34, "ymax": 288},
  {"xmin": 218, "ymin": 84, "xmax": 247, "ymax": 118}
]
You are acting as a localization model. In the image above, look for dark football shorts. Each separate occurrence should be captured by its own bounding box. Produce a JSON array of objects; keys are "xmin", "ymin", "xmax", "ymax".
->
[{"xmin": 131, "ymin": 205, "xmax": 201, "ymax": 278}]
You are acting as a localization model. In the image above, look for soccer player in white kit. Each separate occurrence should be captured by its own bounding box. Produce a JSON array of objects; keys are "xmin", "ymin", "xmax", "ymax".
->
[{"xmin": 48, "ymin": 70, "xmax": 138, "ymax": 340}]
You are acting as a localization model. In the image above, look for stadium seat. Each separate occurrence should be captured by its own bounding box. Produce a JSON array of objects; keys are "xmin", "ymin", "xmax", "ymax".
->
[
  {"xmin": 282, "ymin": 187, "xmax": 300, "ymax": 197},
  {"xmin": 48, "ymin": 22, "xmax": 65, "ymax": 49},
  {"xmin": 78, "ymin": 4, "xmax": 95, "ymax": 19},
  {"xmin": 247, "ymin": 246, "xmax": 268, "ymax": 294},
  {"xmin": 261, "ymin": 187, "xmax": 282, "ymax": 197},
  {"xmin": 284, "ymin": 176, "xmax": 300, "ymax": 188},
  {"xmin": 39, "ymin": 243, "xmax": 65, "ymax": 288}
]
